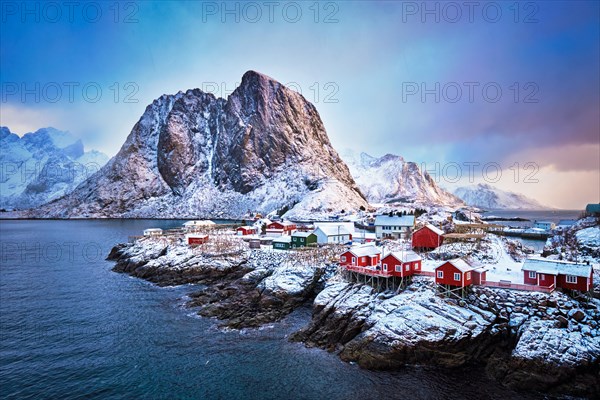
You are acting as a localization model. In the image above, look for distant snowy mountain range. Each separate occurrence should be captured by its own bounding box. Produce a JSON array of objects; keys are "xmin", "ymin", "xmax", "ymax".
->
[
  {"xmin": 342, "ymin": 151, "xmax": 463, "ymax": 208},
  {"xmin": 0, "ymin": 127, "xmax": 108, "ymax": 209},
  {"xmin": 453, "ymin": 183, "xmax": 547, "ymax": 210}
]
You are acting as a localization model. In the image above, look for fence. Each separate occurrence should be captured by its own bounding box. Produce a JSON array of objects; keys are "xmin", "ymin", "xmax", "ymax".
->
[{"xmin": 482, "ymin": 281, "xmax": 555, "ymax": 293}]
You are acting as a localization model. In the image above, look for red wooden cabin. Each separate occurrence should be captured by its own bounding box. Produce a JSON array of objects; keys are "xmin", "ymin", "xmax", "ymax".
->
[
  {"xmin": 522, "ymin": 258, "xmax": 594, "ymax": 292},
  {"xmin": 435, "ymin": 259, "xmax": 477, "ymax": 288},
  {"xmin": 381, "ymin": 251, "xmax": 422, "ymax": 277},
  {"xmin": 236, "ymin": 226, "xmax": 257, "ymax": 236},
  {"xmin": 186, "ymin": 234, "xmax": 209, "ymax": 245},
  {"xmin": 412, "ymin": 224, "xmax": 444, "ymax": 250},
  {"xmin": 267, "ymin": 221, "xmax": 297, "ymax": 235},
  {"xmin": 340, "ymin": 245, "xmax": 382, "ymax": 275}
]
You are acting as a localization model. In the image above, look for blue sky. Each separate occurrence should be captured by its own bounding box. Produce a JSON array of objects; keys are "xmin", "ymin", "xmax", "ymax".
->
[{"xmin": 1, "ymin": 1, "xmax": 598, "ymax": 208}]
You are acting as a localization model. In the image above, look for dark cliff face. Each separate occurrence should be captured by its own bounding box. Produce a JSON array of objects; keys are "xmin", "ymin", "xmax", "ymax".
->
[
  {"xmin": 34, "ymin": 71, "xmax": 366, "ymax": 217},
  {"xmin": 153, "ymin": 70, "xmax": 358, "ymax": 195}
]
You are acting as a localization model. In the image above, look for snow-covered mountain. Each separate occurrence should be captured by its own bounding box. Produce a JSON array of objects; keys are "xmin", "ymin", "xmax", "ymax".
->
[
  {"xmin": 342, "ymin": 151, "xmax": 464, "ymax": 207},
  {"xmin": 0, "ymin": 127, "xmax": 108, "ymax": 209},
  {"xmin": 453, "ymin": 183, "xmax": 547, "ymax": 210},
  {"xmin": 30, "ymin": 71, "xmax": 368, "ymax": 219}
]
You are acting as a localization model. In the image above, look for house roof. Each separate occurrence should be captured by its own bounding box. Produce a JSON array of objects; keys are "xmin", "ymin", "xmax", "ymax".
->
[
  {"xmin": 315, "ymin": 225, "xmax": 351, "ymax": 237},
  {"xmin": 436, "ymin": 258, "xmax": 476, "ymax": 273},
  {"xmin": 345, "ymin": 244, "xmax": 381, "ymax": 257},
  {"xmin": 237, "ymin": 226, "xmax": 255, "ymax": 230},
  {"xmin": 415, "ymin": 223, "xmax": 444, "ymax": 236},
  {"xmin": 185, "ymin": 234, "xmax": 208, "ymax": 239},
  {"xmin": 272, "ymin": 236, "xmax": 292, "ymax": 243},
  {"xmin": 183, "ymin": 220, "xmax": 215, "ymax": 226},
  {"xmin": 522, "ymin": 257, "xmax": 593, "ymax": 278},
  {"xmin": 271, "ymin": 221, "xmax": 296, "ymax": 227},
  {"xmin": 374, "ymin": 215, "xmax": 415, "ymax": 227},
  {"xmin": 387, "ymin": 251, "xmax": 422, "ymax": 263},
  {"xmin": 292, "ymin": 231, "xmax": 316, "ymax": 238}
]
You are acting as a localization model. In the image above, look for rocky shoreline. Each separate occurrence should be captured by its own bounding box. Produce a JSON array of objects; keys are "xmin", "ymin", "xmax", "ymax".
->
[{"xmin": 107, "ymin": 238, "xmax": 600, "ymax": 398}]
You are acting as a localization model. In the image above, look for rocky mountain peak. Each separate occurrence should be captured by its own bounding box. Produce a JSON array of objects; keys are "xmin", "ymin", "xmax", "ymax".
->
[{"xmin": 32, "ymin": 71, "xmax": 367, "ymax": 219}]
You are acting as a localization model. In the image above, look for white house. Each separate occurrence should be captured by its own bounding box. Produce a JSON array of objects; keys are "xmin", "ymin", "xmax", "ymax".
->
[
  {"xmin": 143, "ymin": 228, "xmax": 163, "ymax": 236},
  {"xmin": 313, "ymin": 225, "xmax": 352, "ymax": 244},
  {"xmin": 374, "ymin": 215, "xmax": 415, "ymax": 239},
  {"xmin": 533, "ymin": 220, "xmax": 555, "ymax": 231},
  {"xmin": 183, "ymin": 220, "xmax": 216, "ymax": 231}
]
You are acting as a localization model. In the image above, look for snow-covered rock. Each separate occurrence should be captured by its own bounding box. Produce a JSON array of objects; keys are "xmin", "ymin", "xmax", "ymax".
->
[
  {"xmin": 0, "ymin": 126, "xmax": 108, "ymax": 209},
  {"xmin": 453, "ymin": 183, "xmax": 547, "ymax": 210}
]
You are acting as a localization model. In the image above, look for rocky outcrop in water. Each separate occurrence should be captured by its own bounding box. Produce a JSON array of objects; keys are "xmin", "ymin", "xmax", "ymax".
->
[
  {"xmin": 291, "ymin": 279, "xmax": 600, "ymax": 397},
  {"xmin": 107, "ymin": 238, "xmax": 328, "ymax": 328}
]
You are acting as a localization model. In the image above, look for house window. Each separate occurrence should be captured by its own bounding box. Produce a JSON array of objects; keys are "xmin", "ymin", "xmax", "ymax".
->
[
  {"xmin": 383, "ymin": 263, "xmax": 387, "ymax": 271},
  {"xmin": 466, "ymin": 272, "xmax": 471, "ymax": 280},
  {"xmin": 454, "ymin": 273, "xmax": 461, "ymax": 281},
  {"xmin": 437, "ymin": 271, "xmax": 443, "ymax": 279},
  {"xmin": 541, "ymin": 274, "xmax": 545, "ymax": 280},
  {"xmin": 352, "ymin": 257, "xmax": 356, "ymax": 264},
  {"xmin": 341, "ymin": 256, "xmax": 346, "ymax": 262},
  {"xmin": 405, "ymin": 265, "xmax": 410, "ymax": 272},
  {"xmin": 395, "ymin": 265, "xmax": 401, "ymax": 272},
  {"xmin": 362, "ymin": 257, "xmax": 366, "ymax": 262},
  {"xmin": 566, "ymin": 275, "xmax": 577, "ymax": 284},
  {"xmin": 528, "ymin": 271, "xmax": 536, "ymax": 279}
]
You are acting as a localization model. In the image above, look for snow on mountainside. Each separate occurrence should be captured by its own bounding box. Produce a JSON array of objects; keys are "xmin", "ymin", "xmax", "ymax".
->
[
  {"xmin": 0, "ymin": 126, "xmax": 109, "ymax": 209},
  {"xmin": 342, "ymin": 150, "xmax": 463, "ymax": 207},
  {"xmin": 30, "ymin": 71, "xmax": 368, "ymax": 219},
  {"xmin": 454, "ymin": 183, "xmax": 547, "ymax": 210}
]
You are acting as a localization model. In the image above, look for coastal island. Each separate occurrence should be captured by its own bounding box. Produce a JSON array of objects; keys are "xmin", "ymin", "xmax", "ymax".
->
[{"xmin": 107, "ymin": 225, "xmax": 600, "ymax": 398}]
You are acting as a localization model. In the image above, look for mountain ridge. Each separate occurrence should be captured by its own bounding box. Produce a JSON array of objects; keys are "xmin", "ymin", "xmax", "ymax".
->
[
  {"xmin": 29, "ymin": 71, "xmax": 368, "ymax": 219},
  {"xmin": 0, "ymin": 126, "xmax": 109, "ymax": 209},
  {"xmin": 342, "ymin": 150, "xmax": 464, "ymax": 208},
  {"xmin": 453, "ymin": 183, "xmax": 549, "ymax": 210}
]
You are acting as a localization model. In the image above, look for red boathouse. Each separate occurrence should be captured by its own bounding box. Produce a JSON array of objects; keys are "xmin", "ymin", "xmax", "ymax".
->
[
  {"xmin": 236, "ymin": 226, "xmax": 257, "ymax": 236},
  {"xmin": 266, "ymin": 221, "xmax": 297, "ymax": 235},
  {"xmin": 412, "ymin": 224, "xmax": 444, "ymax": 250},
  {"xmin": 435, "ymin": 258, "xmax": 477, "ymax": 288},
  {"xmin": 186, "ymin": 234, "xmax": 209, "ymax": 246},
  {"xmin": 380, "ymin": 251, "xmax": 422, "ymax": 277}
]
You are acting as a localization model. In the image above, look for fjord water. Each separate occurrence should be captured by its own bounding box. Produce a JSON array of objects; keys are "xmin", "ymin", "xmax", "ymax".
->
[{"xmin": 0, "ymin": 220, "xmax": 541, "ymax": 400}]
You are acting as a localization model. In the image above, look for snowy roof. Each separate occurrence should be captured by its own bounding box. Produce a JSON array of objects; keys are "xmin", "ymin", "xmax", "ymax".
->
[
  {"xmin": 522, "ymin": 257, "xmax": 593, "ymax": 278},
  {"xmin": 387, "ymin": 251, "xmax": 422, "ymax": 263},
  {"xmin": 237, "ymin": 226, "xmax": 256, "ymax": 230},
  {"xmin": 415, "ymin": 223, "xmax": 444, "ymax": 236},
  {"xmin": 185, "ymin": 234, "xmax": 208, "ymax": 239},
  {"xmin": 315, "ymin": 225, "xmax": 351, "ymax": 236},
  {"xmin": 143, "ymin": 228, "xmax": 162, "ymax": 233},
  {"xmin": 374, "ymin": 215, "xmax": 415, "ymax": 227},
  {"xmin": 272, "ymin": 236, "xmax": 292, "ymax": 243},
  {"xmin": 271, "ymin": 220, "xmax": 295, "ymax": 227},
  {"xmin": 183, "ymin": 220, "xmax": 215, "ymax": 226},
  {"xmin": 346, "ymin": 244, "xmax": 381, "ymax": 257},
  {"xmin": 292, "ymin": 231, "xmax": 316, "ymax": 238},
  {"xmin": 436, "ymin": 258, "xmax": 476, "ymax": 273}
]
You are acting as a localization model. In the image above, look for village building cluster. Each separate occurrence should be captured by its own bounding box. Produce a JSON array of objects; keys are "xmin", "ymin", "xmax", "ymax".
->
[{"xmin": 140, "ymin": 211, "xmax": 596, "ymax": 298}]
